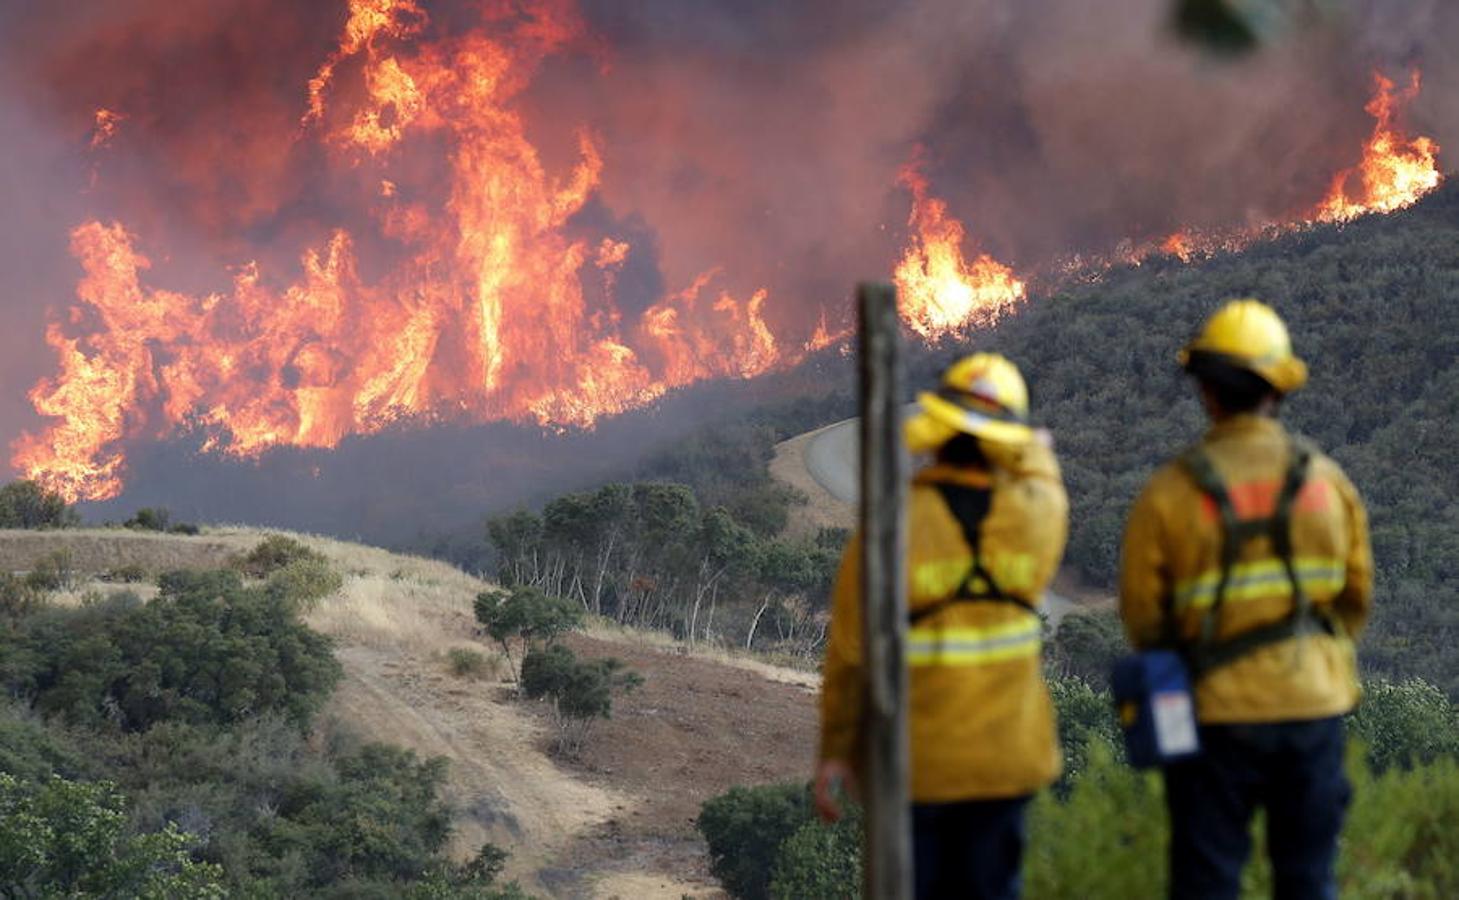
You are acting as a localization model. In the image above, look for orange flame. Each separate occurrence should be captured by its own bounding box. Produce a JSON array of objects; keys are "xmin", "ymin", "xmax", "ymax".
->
[
  {"xmin": 1315, "ymin": 71, "xmax": 1441, "ymax": 223},
  {"xmin": 14, "ymin": 12, "xmax": 1446, "ymax": 506},
  {"xmin": 17, "ymin": 0, "xmax": 787, "ymax": 502},
  {"xmin": 1129, "ymin": 70, "xmax": 1441, "ymax": 267},
  {"xmin": 90, "ymin": 108, "xmax": 125, "ymax": 150},
  {"xmin": 892, "ymin": 162, "xmax": 1026, "ymax": 339}
]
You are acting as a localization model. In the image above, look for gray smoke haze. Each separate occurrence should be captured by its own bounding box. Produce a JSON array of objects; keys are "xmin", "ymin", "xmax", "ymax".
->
[{"xmin": 0, "ymin": 0, "xmax": 1455, "ymax": 537}]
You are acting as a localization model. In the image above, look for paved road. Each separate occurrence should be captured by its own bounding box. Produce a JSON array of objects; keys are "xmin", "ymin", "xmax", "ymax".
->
[{"xmin": 801, "ymin": 417, "xmax": 1079, "ymax": 630}]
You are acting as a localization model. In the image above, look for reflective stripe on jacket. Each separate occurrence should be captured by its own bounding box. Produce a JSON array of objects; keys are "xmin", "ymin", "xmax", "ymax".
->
[
  {"xmin": 1119, "ymin": 415, "xmax": 1373, "ymax": 724},
  {"xmin": 818, "ymin": 440, "xmax": 1069, "ymax": 802}
]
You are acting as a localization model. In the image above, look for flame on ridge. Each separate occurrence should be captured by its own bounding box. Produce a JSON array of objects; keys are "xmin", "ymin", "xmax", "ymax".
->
[
  {"xmin": 892, "ymin": 162, "xmax": 1026, "ymax": 340},
  {"xmin": 1315, "ymin": 71, "xmax": 1441, "ymax": 223},
  {"xmin": 1142, "ymin": 69, "xmax": 1442, "ymax": 264},
  {"xmin": 9, "ymin": 5, "xmax": 1446, "ymax": 506},
  {"xmin": 14, "ymin": 0, "xmax": 789, "ymax": 502}
]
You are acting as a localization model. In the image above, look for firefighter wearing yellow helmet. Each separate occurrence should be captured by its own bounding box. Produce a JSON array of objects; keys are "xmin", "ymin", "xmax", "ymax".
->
[
  {"xmin": 817, "ymin": 352, "xmax": 1068, "ymax": 899},
  {"xmin": 1119, "ymin": 299, "xmax": 1372, "ymax": 898}
]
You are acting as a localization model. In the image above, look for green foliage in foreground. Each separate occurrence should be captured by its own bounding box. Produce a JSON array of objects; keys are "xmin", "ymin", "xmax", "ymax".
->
[
  {"xmin": 703, "ymin": 674, "xmax": 1459, "ymax": 898},
  {"xmin": 697, "ymin": 782, "xmax": 815, "ymax": 900},
  {"xmin": 705, "ymin": 747, "xmax": 1459, "ymax": 900},
  {"xmin": 0, "ymin": 773, "xmax": 225, "ymax": 899}
]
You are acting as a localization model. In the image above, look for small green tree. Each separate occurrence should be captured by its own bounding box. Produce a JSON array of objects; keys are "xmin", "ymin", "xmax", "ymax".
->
[
  {"xmin": 235, "ymin": 535, "xmax": 327, "ymax": 578},
  {"xmin": 473, "ymin": 586, "xmax": 583, "ymax": 680},
  {"xmin": 0, "ymin": 773, "xmax": 224, "ymax": 898},
  {"xmin": 124, "ymin": 507, "xmax": 172, "ymax": 532},
  {"xmin": 520, "ymin": 644, "xmax": 640, "ymax": 755},
  {"xmin": 264, "ymin": 557, "xmax": 344, "ymax": 609},
  {"xmin": 0, "ymin": 481, "xmax": 78, "ymax": 530}
]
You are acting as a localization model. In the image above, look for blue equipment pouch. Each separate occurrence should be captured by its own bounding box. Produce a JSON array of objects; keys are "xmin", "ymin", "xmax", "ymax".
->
[{"xmin": 1111, "ymin": 650, "xmax": 1201, "ymax": 769}]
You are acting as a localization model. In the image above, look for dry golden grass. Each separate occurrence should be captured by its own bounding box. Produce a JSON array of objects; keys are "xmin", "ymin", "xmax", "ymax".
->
[
  {"xmin": 0, "ymin": 528, "xmax": 242, "ymax": 574},
  {"xmin": 583, "ymin": 618, "xmax": 820, "ymax": 689}
]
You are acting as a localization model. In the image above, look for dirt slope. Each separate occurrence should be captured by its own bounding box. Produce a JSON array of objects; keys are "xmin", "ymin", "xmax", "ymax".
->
[{"xmin": 0, "ymin": 528, "xmax": 819, "ymax": 898}]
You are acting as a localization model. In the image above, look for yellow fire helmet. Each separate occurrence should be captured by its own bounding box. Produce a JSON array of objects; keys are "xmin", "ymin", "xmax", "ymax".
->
[
  {"xmin": 1178, "ymin": 298, "xmax": 1308, "ymax": 394},
  {"xmin": 905, "ymin": 352, "xmax": 1036, "ymax": 453}
]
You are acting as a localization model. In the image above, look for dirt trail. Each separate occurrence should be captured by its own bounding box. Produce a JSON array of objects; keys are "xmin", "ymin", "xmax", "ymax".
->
[{"xmin": 327, "ymin": 645, "xmax": 636, "ymax": 894}]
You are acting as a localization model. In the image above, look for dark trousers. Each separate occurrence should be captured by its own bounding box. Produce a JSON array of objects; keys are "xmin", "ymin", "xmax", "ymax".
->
[
  {"xmin": 912, "ymin": 795, "xmax": 1031, "ymax": 900},
  {"xmin": 1163, "ymin": 717, "xmax": 1350, "ymax": 900}
]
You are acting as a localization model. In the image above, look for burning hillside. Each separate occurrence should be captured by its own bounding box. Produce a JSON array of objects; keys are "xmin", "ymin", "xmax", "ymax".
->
[{"xmin": 0, "ymin": 0, "xmax": 1448, "ymax": 504}]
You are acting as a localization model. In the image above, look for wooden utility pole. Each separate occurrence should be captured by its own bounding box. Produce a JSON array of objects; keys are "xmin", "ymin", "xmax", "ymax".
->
[{"xmin": 857, "ymin": 282, "xmax": 911, "ymax": 899}]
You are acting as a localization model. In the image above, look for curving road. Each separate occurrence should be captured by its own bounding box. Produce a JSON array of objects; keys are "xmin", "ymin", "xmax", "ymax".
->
[{"xmin": 800, "ymin": 417, "xmax": 1079, "ymax": 630}]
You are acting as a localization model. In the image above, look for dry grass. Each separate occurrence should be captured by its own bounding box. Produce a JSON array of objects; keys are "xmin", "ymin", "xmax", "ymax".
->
[
  {"xmin": 0, "ymin": 528, "xmax": 242, "ymax": 574},
  {"xmin": 583, "ymin": 618, "xmax": 820, "ymax": 689}
]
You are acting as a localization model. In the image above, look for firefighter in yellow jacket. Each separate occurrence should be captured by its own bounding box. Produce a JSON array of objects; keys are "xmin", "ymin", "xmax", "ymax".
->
[
  {"xmin": 816, "ymin": 352, "xmax": 1068, "ymax": 900},
  {"xmin": 1120, "ymin": 300, "xmax": 1372, "ymax": 899}
]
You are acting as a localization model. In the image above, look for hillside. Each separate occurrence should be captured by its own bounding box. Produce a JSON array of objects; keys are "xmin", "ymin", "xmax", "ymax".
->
[
  {"xmin": 941, "ymin": 183, "xmax": 1459, "ymax": 693},
  {"xmin": 749, "ymin": 183, "xmax": 1459, "ymax": 694},
  {"xmin": 0, "ymin": 528, "xmax": 819, "ymax": 898}
]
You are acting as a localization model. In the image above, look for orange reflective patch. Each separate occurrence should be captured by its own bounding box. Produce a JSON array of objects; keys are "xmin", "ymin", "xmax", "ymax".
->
[{"xmin": 1199, "ymin": 478, "xmax": 1333, "ymax": 520}]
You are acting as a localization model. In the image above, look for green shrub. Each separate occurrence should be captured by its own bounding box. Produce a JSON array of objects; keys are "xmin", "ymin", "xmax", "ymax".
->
[
  {"xmin": 103, "ymin": 563, "xmax": 150, "ymax": 584},
  {"xmin": 1047, "ymin": 675, "xmax": 1123, "ymax": 794},
  {"xmin": 1023, "ymin": 745, "xmax": 1167, "ymax": 899},
  {"xmin": 769, "ymin": 806, "xmax": 861, "ymax": 899},
  {"xmin": 698, "ymin": 782, "xmax": 815, "ymax": 900},
  {"xmin": 475, "ymin": 586, "xmax": 584, "ymax": 679},
  {"xmin": 250, "ymin": 743, "xmax": 453, "ymax": 889},
  {"xmin": 1347, "ymin": 678, "xmax": 1459, "ymax": 773},
  {"xmin": 0, "ymin": 701, "xmax": 90, "ymax": 784},
  {"xmin": 1050, "ymin": 609, "xmax": 1127, "ymax": 688},
  {"xmin": 521, "ymin": 644, "xmax": 640, "ymax": 755},
  {"xmin": 1, "ymin": 570, "xmax": 341, "ymax": 731},
  {"xmin": 266, "ymin": 557, "xmax": 344, "ymax": 609},
  {"xmin": 24, "ymin": 548, "xmax": 77, "ymax": 592},
  {"xmin": 0, "ymin": 573, "xmax": 46, "ymax": 623},
  {"xmin": 169, "ymin": 522, "xmax": 202, "ymax": 536},
  {"xmin": 124, "ymin": 507, "xmax": 172, "ymax": 532},
  {"xmin": 236, "ymin": 535, "xmax": 327, "ymax": 578},
  {"xmin": 0, "ymin": 773, "xmax": 224, "ymax": 898},
  {"xmin": 0, "ymin": 480, "xmax": 78, "ymax": 530},
  {"xmin": 447, "ymin": 648, "xmax": 491, "ymax": 679}
]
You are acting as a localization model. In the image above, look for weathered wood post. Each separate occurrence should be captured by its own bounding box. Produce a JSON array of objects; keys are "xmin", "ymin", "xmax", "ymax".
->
[{"xmin": 858, "ymin": 281, "xmax": 911, "ymax": 899}]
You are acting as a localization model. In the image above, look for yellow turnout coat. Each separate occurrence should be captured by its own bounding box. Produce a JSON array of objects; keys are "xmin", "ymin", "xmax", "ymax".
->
[
  {"xmin": 818, "ymin": 441, "xmax": 1068, "ymax": 802},
  {"xmin": 1120, "ymin": 415, "xmax": 1373, "ymax": 723}
]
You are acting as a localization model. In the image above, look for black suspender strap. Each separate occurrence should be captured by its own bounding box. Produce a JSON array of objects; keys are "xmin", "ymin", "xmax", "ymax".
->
[
  {"xmin": 909, "ymin": 482, "xmax": 1038, "ymax": 624},
  {"xmin": 1176, "ymin": 437, "xmax": 1335, "ymax": 677}
]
